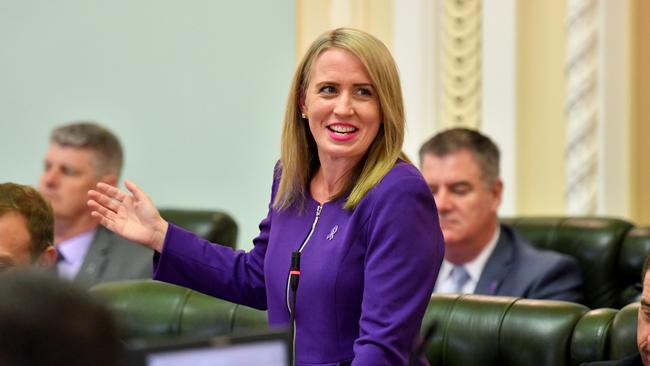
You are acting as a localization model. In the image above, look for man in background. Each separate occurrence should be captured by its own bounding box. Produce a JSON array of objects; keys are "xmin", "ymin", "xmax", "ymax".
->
[
  {"xmin": 0, "ymin": 182, "xmax": 56, "ymax": 272},
  {"xmin": 419, "ymin": 127, "xmax": 582, "ymax": 301},
  {"xmin": 39, "ymin": 121, "xmax": 151, "ymax": 288}
]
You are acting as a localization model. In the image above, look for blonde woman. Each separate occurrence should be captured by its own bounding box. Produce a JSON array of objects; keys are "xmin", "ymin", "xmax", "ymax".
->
[{"xmin": 89, "ymin": 28, "xmax": 444, "ymax": 365}]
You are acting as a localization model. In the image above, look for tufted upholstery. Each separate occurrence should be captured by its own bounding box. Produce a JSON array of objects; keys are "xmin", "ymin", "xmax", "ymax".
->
[
  {"xmin": 422, "ymin": 294, "xmax": 639, "ymax": 366},
  {"xmin": 501, "ymin": 217, "xmax": 635, "ymax": 308},
  {"xmin": 159, "ymin": 208, "xmax": 238, "ymax": 249},
  {"xmin": 91, "ymin": 281, "xmax": 641, "ymax": 365},
  {"xmin": 89, "ymin": 280, "xmax": 267, "ymax": 341},
  {"xmin": 571, "ymin": 307, "xmax": 617, "ymax": 362},
  {"xmin": 609, "ymin": 302, "xmax": 640, "ymax": 360},
  {"xmin": 619, "ymin": 228, "xmax": 650, "ymax": 305}
]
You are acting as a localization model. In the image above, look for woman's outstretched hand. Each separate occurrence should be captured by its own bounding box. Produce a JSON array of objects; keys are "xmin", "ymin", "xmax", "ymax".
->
[{"xmin": 87, "ymin": 179, "xmax": 168, "ymax": 253}]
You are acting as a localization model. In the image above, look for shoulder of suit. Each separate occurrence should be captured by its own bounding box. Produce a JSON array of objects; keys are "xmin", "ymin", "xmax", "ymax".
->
[{"xmin": 501, "ymin": 224, "xmax": 578, "ymax": 266}]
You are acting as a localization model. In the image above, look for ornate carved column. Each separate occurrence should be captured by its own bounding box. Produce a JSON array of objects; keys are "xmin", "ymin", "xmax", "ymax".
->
[
  {"xmin": 439, "ymin": 0, "xmax": 481, "ymax": 129},
  {"xmin": 565, "ymin": 0, "xmax": 598, "ymax": 215}
]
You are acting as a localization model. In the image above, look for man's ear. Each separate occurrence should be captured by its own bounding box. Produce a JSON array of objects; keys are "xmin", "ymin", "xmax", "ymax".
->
[
  {"xmin": 491, "ymin": 179, "xmax": 504, "ymax": 211},
  {"xmin": 36, "ymin": 246, "xmax": 57, "ymax": 269}
]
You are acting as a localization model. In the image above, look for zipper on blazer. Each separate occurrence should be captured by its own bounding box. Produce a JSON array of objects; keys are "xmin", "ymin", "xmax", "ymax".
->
[
  {"xmin": 286, "ymin": 204, "xmax": 322, "ymax": 316},
  {"xmin": 286, "ymin": 204, "xmax": 322, "ymax": 366}
]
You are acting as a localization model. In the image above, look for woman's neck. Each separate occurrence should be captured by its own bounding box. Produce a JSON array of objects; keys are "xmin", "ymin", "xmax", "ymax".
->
[{"xmin": 310, "ymin": 155, "xmax": 360, "ymax": 204}]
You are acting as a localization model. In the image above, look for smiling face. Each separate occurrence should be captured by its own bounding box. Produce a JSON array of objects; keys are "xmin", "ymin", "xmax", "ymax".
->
[
  {"xmin": 301, "ymin": 48, "xmax": 381, "ymax": 166},
  {"xmin": 420, "ymin": 149, "xmax": 502, "ymax": 263}
]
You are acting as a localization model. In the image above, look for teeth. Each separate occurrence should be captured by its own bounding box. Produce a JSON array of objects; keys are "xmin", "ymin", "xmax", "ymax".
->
[{"xmin": 329, "ymin": 125, "xmax": 357, "ymax": 134}]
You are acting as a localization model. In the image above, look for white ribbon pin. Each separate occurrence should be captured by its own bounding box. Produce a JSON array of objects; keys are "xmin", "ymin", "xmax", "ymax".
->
[{"xmin": 326, "ymin": 225, "xmax": 338, "ymax": 240}]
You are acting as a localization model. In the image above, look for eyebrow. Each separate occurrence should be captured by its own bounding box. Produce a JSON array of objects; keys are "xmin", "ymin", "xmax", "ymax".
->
[
  {"xmin": 428, "ymin": 181, "xmax": 473, "ymax": 191},
  {"xmin": 447, "ymin": 182, "xmax": 473, "ymax": 190},
  {"xmin": 314, "ymin": 81, "xmax": 374, "ymax": 88}
]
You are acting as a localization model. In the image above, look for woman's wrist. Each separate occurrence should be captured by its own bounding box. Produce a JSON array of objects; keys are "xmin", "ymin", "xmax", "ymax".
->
[{"xmin": 151, "ymin": 219, "xmax": 169, "ymax": 253}]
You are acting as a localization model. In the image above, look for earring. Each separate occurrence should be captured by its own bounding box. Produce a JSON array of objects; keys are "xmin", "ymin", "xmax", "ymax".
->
[{"xmin": 301, "ymin": 113, "xmax": 307, "ymax": 119}]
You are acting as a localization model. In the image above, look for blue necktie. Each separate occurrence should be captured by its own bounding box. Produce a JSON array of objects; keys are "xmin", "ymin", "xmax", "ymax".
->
[{"xmin": 450, "ymin": 265, "xmax": 470, "ymax": 293}]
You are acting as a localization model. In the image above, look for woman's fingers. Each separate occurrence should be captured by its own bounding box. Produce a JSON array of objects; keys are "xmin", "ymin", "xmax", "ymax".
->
[
  {"xmin": 88, "ymin": 189, "xmax": 121, "ymax": 213},
  {"xmin": 124, "ymin": 179, "xmax": 147, "ymax": 203},
  {"xmin": 90, "ymin": 210, "xmax": 117, "ymax": 232},
  {"xmin": 88, "ymin": 199, "xmax": 119, "ymax": 222},
  {"xmin": 96, "ymin": 182, "xmax": 129, "ymax": 202}
]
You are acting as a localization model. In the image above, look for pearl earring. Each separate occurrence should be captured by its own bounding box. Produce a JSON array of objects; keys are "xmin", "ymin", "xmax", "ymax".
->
[{"xmin": 301, "ymin": 113, "xmax": 307, "ymax": 119}]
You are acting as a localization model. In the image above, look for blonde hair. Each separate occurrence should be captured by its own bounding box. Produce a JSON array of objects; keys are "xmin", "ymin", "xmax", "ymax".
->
[{"xmin": 273, "ymin": 28, "xmax": 409, "ymax": 211}]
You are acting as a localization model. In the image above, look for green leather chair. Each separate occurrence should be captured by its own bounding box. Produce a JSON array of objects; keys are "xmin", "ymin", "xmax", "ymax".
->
[
  {"xmin": 609, "ymin": 302, "xmax": 640, "ymax": 360},
  {"xmin": 89, "ymin": 280, "xmax": 267, "ymax": 342},
  {"xmin": 159, "ymin": 208, "xmax": 238, "ymax": 249},
  {"xmin": 91, "ymin": 281, "xmax": 641, "ymax": 365},
  {"xmin": 619, "ymin": 227, "xmax": 650, "ymax": 305},
  {"xmin": 501, "ymin": 216, "xmax": 634, "ymax": 308},
  {"xmin": 422, "ymin": 294, "xmax": 639, "ymax": 366},
  {"xmin": 571, "ymin": 307, "xmax": 616, "ymax": 362},
  {"xmin": 422, "ymin": 294, "xmax": 589, "ymax": 366}
]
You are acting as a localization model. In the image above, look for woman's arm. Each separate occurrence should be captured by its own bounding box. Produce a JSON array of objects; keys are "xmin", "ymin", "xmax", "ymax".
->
[{"xmin": 354, "ymin": 172, "xmax": 445, "ymax": 365}]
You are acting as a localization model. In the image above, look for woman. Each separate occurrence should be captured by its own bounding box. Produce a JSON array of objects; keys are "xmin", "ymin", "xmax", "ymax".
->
[{"xmin": 88, "ymin": 28, "xmax": 444, "ymax": 365}]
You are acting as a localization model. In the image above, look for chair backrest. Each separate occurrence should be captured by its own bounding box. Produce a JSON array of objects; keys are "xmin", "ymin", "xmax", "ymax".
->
[
  {"xmin": 570, "ymin": 307, "xmax": 617, "ymax": 363},
  {"xmin": 501, "ymin": 216, "xmax": 634, "ymax": 308},
  {"xmin": 89, "ymin": 280, "xmax": 267, "ymax": 341},
  {"xmin": 619, "ymin": 228, "xmax": 650, "ymax": 305},
  {"xmin": 159, "ymin": 208, "xmax": 238, "ymax": 249},
  {"xmin": 609, "ymin": 302, "xmax": 639, "ymax": 360},
  {"xmin": 423, "ymin": 294, "xmax": 589, "ymax": 366},
  {"xmin": 423, "ymin": 294, "xmax": 639, "ymax": 366},
  {"xmin": 92, "ymin": 281, "xmax": 639, "ymax": 364}
]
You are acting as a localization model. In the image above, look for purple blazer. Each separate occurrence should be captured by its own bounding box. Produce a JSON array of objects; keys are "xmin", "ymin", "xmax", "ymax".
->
[{"xmin": 153, "ymin": 161, "xmax": 444, "ymax": 365}]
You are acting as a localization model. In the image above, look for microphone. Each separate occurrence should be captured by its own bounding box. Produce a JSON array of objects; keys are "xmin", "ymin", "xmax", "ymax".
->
[
  {"xmin": 288, "ymin": 251, "xmax": 301, "ymax": 366},
  {"xmin": 288, "ymin": 251, "xmax": 301, "ymax": 323},
  {"xmin": 290, "ymin": 251, "xmax": 301, "ymax": 293}
]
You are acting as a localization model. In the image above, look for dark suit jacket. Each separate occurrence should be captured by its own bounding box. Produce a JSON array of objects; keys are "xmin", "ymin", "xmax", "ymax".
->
[
  {"xmin": 581, "ymin": 353, "xmax": 643, "ymax": 366},
  {"xmin": 72, "ymin": 226, "xmax": 153, "ymax": 289},
  {"xmin": 473, "ymin": 224, "xmax": 583, "ymax": 302}
]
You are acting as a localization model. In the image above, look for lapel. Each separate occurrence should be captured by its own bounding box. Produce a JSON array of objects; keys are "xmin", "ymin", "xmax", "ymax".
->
[
  {"xmin": 73, "ymin": 227, "xmax": 110, "ymax": 288},
  {"xmin": 474, "ymin": 225, "xmax": 514, "ymax": 295}
]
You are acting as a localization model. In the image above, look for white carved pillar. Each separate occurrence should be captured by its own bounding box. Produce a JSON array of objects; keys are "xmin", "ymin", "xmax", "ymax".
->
[
  {"xmin": 565, "ymin": 0, "xmax": 599, "ymax": 215},
  {"xmin": 439, "ymin": 0, "xmax": 482, "ymax": 129}
]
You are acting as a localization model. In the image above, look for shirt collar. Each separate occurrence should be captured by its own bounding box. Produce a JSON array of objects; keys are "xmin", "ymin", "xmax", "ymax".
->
[
  {"xmin": 437, "ymin": 225, "xmax": 501, "ymax": 291},
  {"xmin": 462, "ymin": 225, "xmax": 500, "ymax": 284},
  {"xmin": 57, "ymin": 229, "xmax": 96, "ymax": 264}
]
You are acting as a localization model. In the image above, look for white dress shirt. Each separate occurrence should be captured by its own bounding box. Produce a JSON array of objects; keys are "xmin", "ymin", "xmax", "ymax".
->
[
  {"xmin": 56, "ymin": 229, "xmax": 95, "ymax": 280},
  {"xmin": 433, "ymin": 226, "xmax": 501, "ymax": 294}
]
